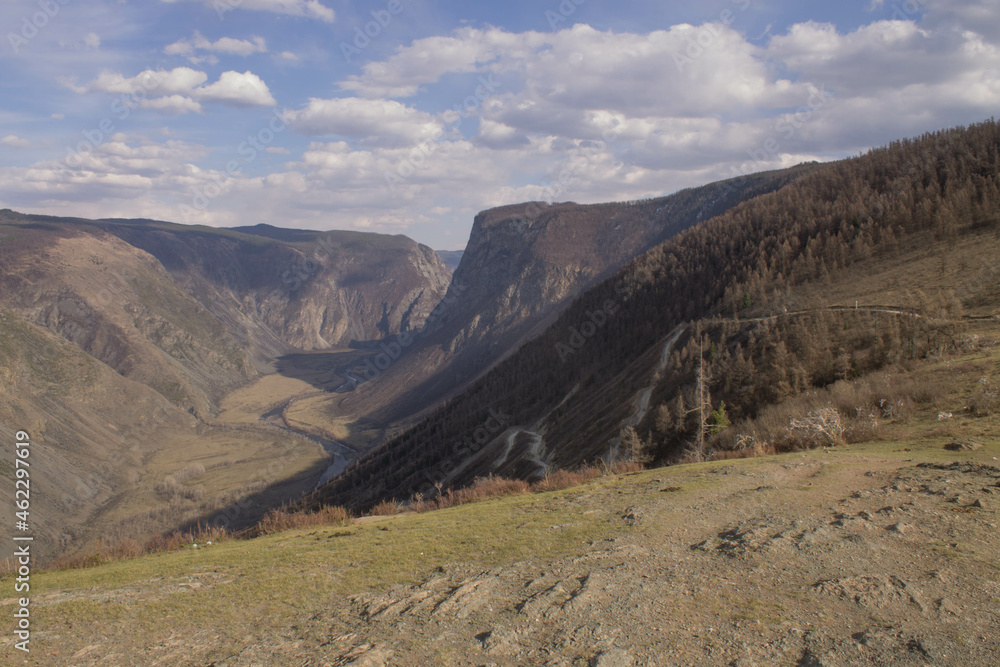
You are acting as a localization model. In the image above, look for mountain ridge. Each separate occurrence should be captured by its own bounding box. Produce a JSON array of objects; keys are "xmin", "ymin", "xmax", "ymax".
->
[{"xmin": 301, "ymin": 120, "xmax": 1000, "ymax": 512}]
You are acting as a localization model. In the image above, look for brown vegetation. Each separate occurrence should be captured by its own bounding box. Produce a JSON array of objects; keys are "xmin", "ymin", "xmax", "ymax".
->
[
  {"xmin": 307, "ymin": 120, "xmax": 1000, "ymax": 512},
  {"xmin": 251, "ymin": 505, "xmax": 352, "ymax": 537}
]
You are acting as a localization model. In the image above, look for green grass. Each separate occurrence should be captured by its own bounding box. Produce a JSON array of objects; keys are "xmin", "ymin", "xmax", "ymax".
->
[
  {"xmin": 5, "ymin": 322, "xmax": 999, "ymax": 660},
  {"xmin": 12, "ymin": 482, "xmax": 629, "ymax": 646}
]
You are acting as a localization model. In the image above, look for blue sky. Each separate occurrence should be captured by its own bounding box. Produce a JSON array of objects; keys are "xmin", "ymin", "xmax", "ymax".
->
[{"xmin": 1, "ymin": 0, "xmax": 998, "ymax": 249}]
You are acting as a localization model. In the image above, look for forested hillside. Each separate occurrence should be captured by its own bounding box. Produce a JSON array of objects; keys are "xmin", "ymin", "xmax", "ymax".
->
[
  {"xmin": 304, "ymin": 120, "xmax": 1000, "ymax": 511},
  {"xmin": 321, "ymin": 163, "xmax": 820, "ymax": 435}
]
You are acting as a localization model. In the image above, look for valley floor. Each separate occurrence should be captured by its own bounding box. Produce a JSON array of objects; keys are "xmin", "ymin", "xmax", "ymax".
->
[{"xmin": 2, "ymin": 436, "xmax": 998, "ymax": 666}]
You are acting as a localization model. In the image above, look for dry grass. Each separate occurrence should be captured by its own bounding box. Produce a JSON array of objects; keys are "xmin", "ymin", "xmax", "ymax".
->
[
  {"xmin": 409, "ymin": 476, "xmax": 532, "ymax": 513},
  {"xmin": 47, "ymin": 525, "xmax": 230, "ymax": 571},
  {"xmin": 251, "ymin": 505, "xmax": 352, "ymax": 536},
  {"xmin": 41, "ymin": 461, "xmax": 638, "ymax": 574},
  {"xmin": 405, "ymin": 461, "xmax": 645, "ymax": 514},
  {"xmin": 41, "ymin": 504, "xmax": 353, "ymax": 573},
  {"xmin": 532, "ymin": 468, "xmax": 603, "ymax": 493},
  {"xmin": 369, "ymin": 499, "xmax": 404, "ymax": 516}
]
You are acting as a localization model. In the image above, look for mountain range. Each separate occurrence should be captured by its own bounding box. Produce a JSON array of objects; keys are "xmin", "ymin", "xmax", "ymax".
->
[{"xmin": 2, "ymin": 120, "xmax": 999, "ymax": 563}]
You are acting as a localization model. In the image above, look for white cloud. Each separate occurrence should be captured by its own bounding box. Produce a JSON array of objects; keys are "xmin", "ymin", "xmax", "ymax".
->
[
  {"xmin": 197, "ymin": 71, "xmax": 277, "ymax": 107},
  {"xmin": 1, "ymin": 135, "xmax": 31, "ymax": 149},
  {"xmin": 283, "ymin": 97, "xmax": 444, "ymax": 146},
  {"xmin": 165, "ymin": 31, "xmax": 268, "ymax": 64},
  {"xmin": 66, "ymin": 68, "xmax": 208, "ymax": 96},
  {"xmin": 277, "ymin": 51, "xmax": 300, "ymax": 62},
  {"xmin": 339, "ymin": 27, "xmax": 527, "ymax": 98},
  {"xmin": 65, "ymin": 67, "xmax": 276, "ymax": 112},
  {"xmin": 5, "ymin": 2, "xmax": 1000, "ymax": 249},
  {"xmin": 160, "ymin": 0, "xmax": 334, "ymax": 22},
  {"xmin": 0, "ymin": 135, "xmax": 211, "ymax": 208},
  {"xmin": 58, "ymin": 32, "xmax": 103, "ymax": 51},
  {"xmin": 342, "ymin": 24, "xmax": 801, "ymax": 123},
  {"xmin": 475, "ymin": 119, "xmax": 528, "ymax": 149},
  {"xmin": 920, "ymin": 0, "xmax": 1000, "ymax": 41},
  {"xmin": 139, "ymin": 95, "xmax": 204, "ymax": 115}
]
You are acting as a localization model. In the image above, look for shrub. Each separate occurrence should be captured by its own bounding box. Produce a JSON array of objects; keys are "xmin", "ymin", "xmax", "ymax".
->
[
  {"xmin": 532, "ymin": 467, "xmax": 602, "ymax": 493},
  {"xmin": 787, "ymin": 407, "xmax": 845, "ymax": 449},
  {"xmin": 254, "ymin": 505, "xmax": 352, "ymax": 536},
  {"xmin": 369, "ymin": 499, "xmax": 403, "ymax": 516},
  {"xmin": 969, "ymin": 378, "xmax": 998, "ymax": 416}
]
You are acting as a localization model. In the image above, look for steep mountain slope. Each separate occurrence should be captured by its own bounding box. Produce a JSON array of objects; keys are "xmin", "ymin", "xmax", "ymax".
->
[
  {"xmin": 0, "ymin": 220, "xmax": 254, "ymax": 414},
  {"xmin": 0, "ymin": 213, "xmax": 451, "ymax": 562},
  {"xmin": 0, "ymin": 308, "xmax": 329, "ymax": 564},
  {"xmin": 98, "ymin": 219, "xmax": 451, "ymax": 356},
  {"xmin": 0, "ymin": 212, "xmax": 451, "ymax": 408},
  {"xmin": 439, "ymin": 169, "xmax": 818, "ymax": 362},
  {"xmin": 0, "ymin": 309, "xmax": 192, "ymax": 561},
  {"xmin": 304, "ymin": 165, "xmax": 819, "ymax": 439},
  {"xmin": 304, "ymin": 120, "xmax": 1000, "ymax": 511}
]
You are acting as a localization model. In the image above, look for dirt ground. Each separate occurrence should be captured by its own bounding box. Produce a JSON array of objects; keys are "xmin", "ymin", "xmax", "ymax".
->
[
  {"xmin": 10, "ymin": 442, "xmax": 999, "ymax": 666},
  {"xmin": 316, "ymin": 457, "xmax": 1000, "ymax": 666}
]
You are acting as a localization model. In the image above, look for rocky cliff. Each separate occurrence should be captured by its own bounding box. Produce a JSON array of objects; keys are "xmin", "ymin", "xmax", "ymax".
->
[{"xmin": 341, "ymin": 166, "xmax": 819, "ymax": 426}]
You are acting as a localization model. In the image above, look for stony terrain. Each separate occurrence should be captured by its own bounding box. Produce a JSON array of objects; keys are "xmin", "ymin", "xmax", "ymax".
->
[
  {"xmin": 332, "ymin": 457, "xmax": 1000, "ymax": 666},
  {"xmin": 4, "ymin": 439, "xmax": 997, "ymax": 665}
]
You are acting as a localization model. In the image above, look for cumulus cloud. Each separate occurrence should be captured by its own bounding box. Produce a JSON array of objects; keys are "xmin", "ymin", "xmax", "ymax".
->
[
  {"xmin": 475, "ymin": 120, "xmax": 529, "ymax": 150},
  {"xmin": 6, "ymin": 1, "xmax": 1000, "ymax": 248},
  {"xmin": 139, "ymin": 95, "xmax": 205, "ymax": 115},
  {"xmin": 1, "ymin": 135, "xmax": 211, "ymax": 207},
  {"xmin": 160, "ymin": 0, "xmax": 334, "ymax": 22},
  {"xmin": 338, "ymin": 28, "xmax": 530, "ymax": 98},
  {"xmin": 1, "ymin": 135, "xmax": 31, "ymax": 149},
  {"xmin": 66, "ymin": 68, "xmax": 208, "ymax": 96},
  {"xmin": 64, "ymin": 67, "xmax": 276, "ymax": 113},
  {"xmin": 165, "ymin": 31, "xmax": 267, "ymax": 64},
  {"xmin": 341, "ymin": 24, "xmax": 802, "ymax": 132},
  {"xmin": 197, "ymin": 71, "xmax": 277, "ymax": 107},
  {"xmin": 283, "ymin": 98, "xmax": 445, "ymax": 146}
]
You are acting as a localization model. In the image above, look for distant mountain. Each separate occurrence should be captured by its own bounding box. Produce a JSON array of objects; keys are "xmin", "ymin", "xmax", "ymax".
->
[
  {"xmin": 327, "ymin": 164, "xmax": 819, "ymax": 432},
  {"xmin": 435, "ymin": 250, "xmax": 464, "ymax": 273},
  {"xmin": 302, "ymin": 120, "xmax": 1000, "ymax": 512},
  {"xmin": 96, "ymin": 218, "xmax": 452, "ymax": 356},
  {"xmin": 0, "ymin": 213, "xmax": 451, "ymax": 561}
]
